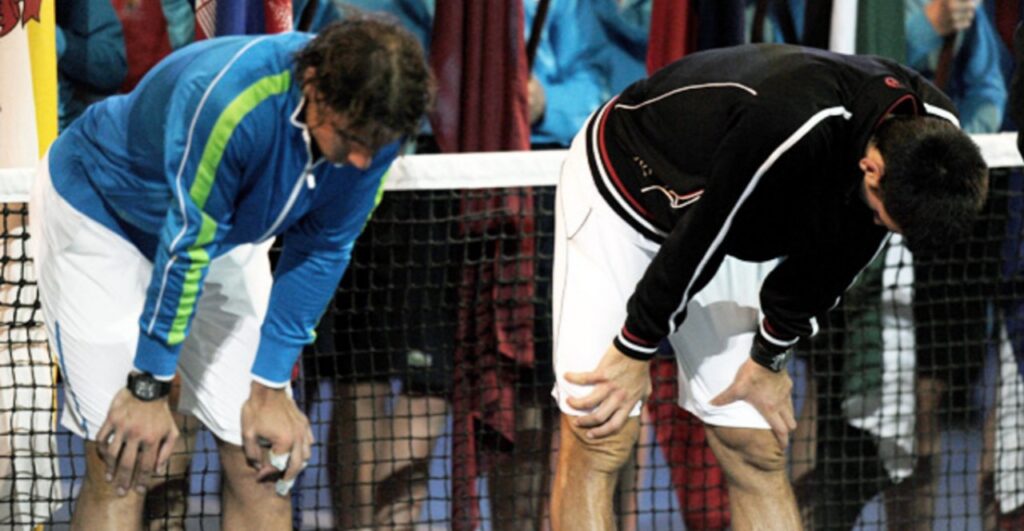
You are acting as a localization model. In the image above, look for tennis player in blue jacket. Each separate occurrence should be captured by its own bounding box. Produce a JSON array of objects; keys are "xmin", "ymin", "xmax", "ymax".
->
[{"xmin": 30, "ymin": 16, "xmax": 432, "ymax": 529}]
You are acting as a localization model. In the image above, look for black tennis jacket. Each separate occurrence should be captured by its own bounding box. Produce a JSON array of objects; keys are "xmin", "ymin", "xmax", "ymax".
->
[{"xmin": 585, "ymin": 44, "xmax": 960, "ymax": 360}]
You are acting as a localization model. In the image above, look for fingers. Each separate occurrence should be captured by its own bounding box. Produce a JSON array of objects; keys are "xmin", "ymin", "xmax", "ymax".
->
[
  {"xmin": 271, "ymin": 426, "xmax": 313, "ymax": 497},
  {"xmin": 112, "ymin": 439, "xmax": 139, "ymax": 495},
  {"xmin": 766, "ymin": 412, "xmax": 791, "ymax": 449},
  {"xmin": 573, "ymin": 390, "xmax": 621, "ymax": 428},
  {"xmin": 586, "ymin": 407, "xmax": 632, "ymax": 440},
  {"xmin": 566, "ymin": 383, "xmax": 610, "ymax": 411},
  {"xmin": 709, "ymin": 384, "xmax": 741, "ymax": 407},
  {"xmin": 256, "ymin": 448, "xmax": 284, "ymax": 482},
  {"xmin": 781, "ymin": 404, "xmax": 798, "ymax": 433},
  {"xmin": 133, "ymin": 443, "xmax": 158, "ymax": 494},
  {"xmin": 283, "ymin": 442, "xmax": 304, "ymax": 483},
  {"xmin": 96, "ymin": 418, "xmax": 122, "ymax": 474},
  {"xmin": 155, "ymin": 430, "xmax": 177, "ymax": 476},
  {"xmin": 242, "ymin": 429, "xmax": 262, "ymax": 471},
  {"xmin": 269, "ymin": 447, "xmax": 290, "ymax": 473},
  {"xmin": 564, "ymin": 370, "xmax": 603, "ymax": 386}
]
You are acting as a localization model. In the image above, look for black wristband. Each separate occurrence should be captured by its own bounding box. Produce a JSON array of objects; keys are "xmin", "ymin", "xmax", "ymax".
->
[
  {"xmin": 127, "ymin": 371, "xmax": 172, "ymax": 401},
  {"xmin": 613, "ymin": 336, "xmax": 656, "ymax": 361},
  {"xmin": 749, "ymin": 334, "xmax": 791, "ymax": 373}
]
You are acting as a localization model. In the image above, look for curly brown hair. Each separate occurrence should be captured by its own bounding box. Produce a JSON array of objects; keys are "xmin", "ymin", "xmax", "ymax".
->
[{"xmin": 294, "ymin": 14, "xmax": 435, "ymax": 149}]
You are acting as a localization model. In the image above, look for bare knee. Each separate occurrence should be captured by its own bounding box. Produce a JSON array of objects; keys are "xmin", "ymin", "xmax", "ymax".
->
[
  {"xmin": 559, "ymin": 413, "xmax": 639, "ymax": 475},
  {"xmin": 217, "ymin": 439, "xmax": 291, "ymax": 529},
  {"xmin": 707, "ymin": 425, "xmax": 787, "ymax": 479}
]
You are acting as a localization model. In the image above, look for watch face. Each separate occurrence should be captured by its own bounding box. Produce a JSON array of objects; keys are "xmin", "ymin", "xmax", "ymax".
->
[
  {"xmin": 135, "ymin": 379, "xmax": 158, "ymax": 400},
  {"xmin": 129, "ymin": 373, "xmax": 168, "ymax": 401}
]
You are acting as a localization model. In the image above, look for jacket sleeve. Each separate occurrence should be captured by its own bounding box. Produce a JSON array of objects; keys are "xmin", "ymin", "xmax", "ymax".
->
[
  {"xmin": 250, "ymin": 146, "xmax": 397, "ymax": 387},
  {"xmin": 615, "ymin": 103, "xmax": 848, "ymax": 359},
  {"xmin": 132, "ymin": 72, "xmax": 286, "ymax": 379},
  {"xmin": 759, "ymin": 220, "xmax": 889, "ymax": 343}
]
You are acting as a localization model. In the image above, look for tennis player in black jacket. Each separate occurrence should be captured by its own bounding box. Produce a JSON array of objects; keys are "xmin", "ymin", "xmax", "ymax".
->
[{"xmin": 549, "ymin": 44, "xmax": 988, "ymax": 531}]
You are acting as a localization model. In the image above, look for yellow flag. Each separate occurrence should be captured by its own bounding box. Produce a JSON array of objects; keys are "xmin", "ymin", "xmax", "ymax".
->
[
  {"xmin": 27, "ymin": 0, "xmax": 56, "ymax": 156},
  {"xmin": 0, "ymin": 0, "xmax": 57, "ymax": 170}
]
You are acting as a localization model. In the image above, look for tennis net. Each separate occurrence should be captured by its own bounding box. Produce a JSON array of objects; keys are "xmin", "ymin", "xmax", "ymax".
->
[{"xmin": 0, "ymin": 134, "xmax": 1020, "ymax": 530}]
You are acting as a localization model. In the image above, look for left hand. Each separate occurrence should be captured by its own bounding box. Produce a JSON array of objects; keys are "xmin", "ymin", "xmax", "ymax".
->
[
  {"xmin": 240, "ymin": 382, "xmax": 313, "ymax": 495},
  {"xmin": 564, "ymin": 344, "xmax": 651, "ymax": 439},
  {"xmin": 710, "ymin": 358, "xmax": 797, "ymax": 449}
]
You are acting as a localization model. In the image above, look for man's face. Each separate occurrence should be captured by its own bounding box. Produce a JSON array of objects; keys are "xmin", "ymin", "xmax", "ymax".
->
[
  {"xmin": 860, "ymin": 145, "xmax": 902, "ymax": 233},
  {"xmin": 862, "ymin": 180, "xmax": 902, "ymax": 232},
  {"xmin": 303, "ymin": 87, "xmax": 376, "ymax": 169}
]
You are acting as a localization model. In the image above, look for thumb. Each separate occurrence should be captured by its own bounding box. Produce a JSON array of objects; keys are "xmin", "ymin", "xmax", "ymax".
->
[
  {"xmin": 710, "ymin": 384, "xmax": 741, "ymax": 407},
  {"xmin": 242, "ymin": 431, "xmax": 262, "ymax": 469},
  {"xmin": 564, "ymin": 370, "xmax": 602, "ymax": 386}
]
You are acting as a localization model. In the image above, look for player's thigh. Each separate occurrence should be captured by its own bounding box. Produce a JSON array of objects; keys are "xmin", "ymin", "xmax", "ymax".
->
[
  {"xmin": 176, "ymin": 241, "xmax": 276, "ymax": 446},
  {"xmin": 670, "ymin": 257, "xmax": 774, "ymax": 430},
  {"xmin": 552, "ymin": 133, "xmax": 656, "ymax": 417},
  {"xmin": 31, "ymin": 164, "xmax": 151, "ymax": 440}
]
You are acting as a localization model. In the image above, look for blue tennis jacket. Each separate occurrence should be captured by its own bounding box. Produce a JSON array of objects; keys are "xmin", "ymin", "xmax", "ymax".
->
[{"xmin": 48, "ymin": 32, "xmax": 399, "ymax": 387}]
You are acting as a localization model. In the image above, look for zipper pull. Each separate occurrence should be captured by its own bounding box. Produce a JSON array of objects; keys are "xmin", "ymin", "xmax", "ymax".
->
[{"xmin": 305, "ymin": 171, "xmax": 316, "ymax": 190}]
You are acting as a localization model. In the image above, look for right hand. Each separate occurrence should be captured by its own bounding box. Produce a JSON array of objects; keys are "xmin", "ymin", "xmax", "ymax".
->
[
  {"xmin": 564, "ymin": 344, "xmax": 651, "ymax": 439},
  {"xmin": 710, "ymin": 358, "xmax": 797, "ymax": 449},
  {"xmin": 927, "ymin": 0, "xmax": 977, "ymax": 36},
  {"xmin": 96, "ymin": 388, "xmax": 179, "ymax": 496}
]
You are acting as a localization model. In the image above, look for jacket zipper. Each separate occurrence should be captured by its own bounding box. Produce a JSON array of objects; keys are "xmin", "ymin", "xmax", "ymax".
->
[{"xmin": 257, "ymin": 128, "xmax": 319, "ymax": 242}]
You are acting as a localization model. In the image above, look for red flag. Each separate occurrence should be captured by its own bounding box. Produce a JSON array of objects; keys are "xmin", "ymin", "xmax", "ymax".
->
[
  {"xmin": 996, "ymin": 0, "xmax": 1021, "ymax": 50},
  {"xmin": 112, "ymin": 0, "xmax": 172, "ymax": 91},
  {"xmin": 428, "ymin": 0, "xmax": 530, "ymax": 153},
  {"xmin": 264, "ymin": 0, "xmax": 293, "ymax": 34},
  {"xmin": 646, "ymin": 0, "xmax": 697, "ymax": 74},
  {"xmin": 429, "ymin": 3, "xmax": 533, "ymax": 529}
]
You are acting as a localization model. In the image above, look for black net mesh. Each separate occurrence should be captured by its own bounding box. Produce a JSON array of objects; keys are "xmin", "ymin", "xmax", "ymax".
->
[{"xmin": 4, "ymin": 151, "xmax": 1024, "ymax": 529}]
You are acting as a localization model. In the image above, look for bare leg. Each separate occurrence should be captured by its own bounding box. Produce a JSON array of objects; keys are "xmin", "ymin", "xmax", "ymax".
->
[
  {"xmin": 705, "ymin": 425, "xmax": 801, "ymax": 531},
  {"xmin": 551, "ymin": 414, "xmax": 640, "ymax": 531},
  {"xmin": 615, "ymin": 410, "xmax": 649, "ymax": 531},
  {"xmin": 790, "ymin": 373, "xmax": 817, "ymax": 483},
  {"xmin": 884, "ymin": 377, "xmax": 943, "ymax": 531},
  {"xmin": 331, "ymin": 381, "xmax": 390, "ymax": 528},
  {"xmin": 980, "ymin": 405, "xmax": 997, "ymax": 531},
  {"xmin": 217, "ymin": 438, "xmax": 291, "ymax": 530},
  {"xmin": 489, "ymin": 404, "xmax": 553, "ymax": 531},
  {"xmin": 143, "ymin": 413, "xmax": 198, "ymax": 531},
  {"xmin": 72, "ymin": 441, "xmax": 147, "ymax": 530},
  {"xmin": 374, "ymin": 394, "xmax": 449, "ymax": 529}
]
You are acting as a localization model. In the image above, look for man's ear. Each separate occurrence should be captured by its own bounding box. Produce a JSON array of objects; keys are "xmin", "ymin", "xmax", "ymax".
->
[{"xmin": 860, "ymin": 155, "xmax": 883, "ymax": 190}]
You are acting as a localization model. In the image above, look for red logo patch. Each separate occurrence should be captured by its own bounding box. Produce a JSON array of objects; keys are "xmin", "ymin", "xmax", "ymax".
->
[{"xmin": 884, "ymin": 76, "xmax": 903, "ymax": 89}]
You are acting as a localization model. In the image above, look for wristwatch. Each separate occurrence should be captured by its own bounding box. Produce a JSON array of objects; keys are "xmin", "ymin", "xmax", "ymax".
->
[
  {"xmin": 126, "ymin": 371, "xmax": 172, "ymax": 401},
  {"xmin": 749, "ymin": 335, "xmax": 792, "ymax": 373}
]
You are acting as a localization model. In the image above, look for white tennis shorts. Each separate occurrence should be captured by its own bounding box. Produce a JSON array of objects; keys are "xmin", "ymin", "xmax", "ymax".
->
[
  {"xmin": 29, "ymin": 155, "xmax": 275, "ymax": 446},
  {"xmin": 552, "ymin": 129, "xmax": 773, "ymax": 430}
]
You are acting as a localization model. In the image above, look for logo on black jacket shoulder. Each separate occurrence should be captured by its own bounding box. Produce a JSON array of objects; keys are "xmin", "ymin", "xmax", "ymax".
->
[{"xmin": 884, "ymin": 77, "xmax": 903, "ymax": 89}]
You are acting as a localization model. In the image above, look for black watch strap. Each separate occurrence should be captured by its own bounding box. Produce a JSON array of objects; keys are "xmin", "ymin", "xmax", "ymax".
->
[
  {"xmin": 127, "ymin": 372, "xmax": 172, "ymax": 401},
  {"xmin": 749, "ymin": 334, "xmax": 792, "ymax": 373}
]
